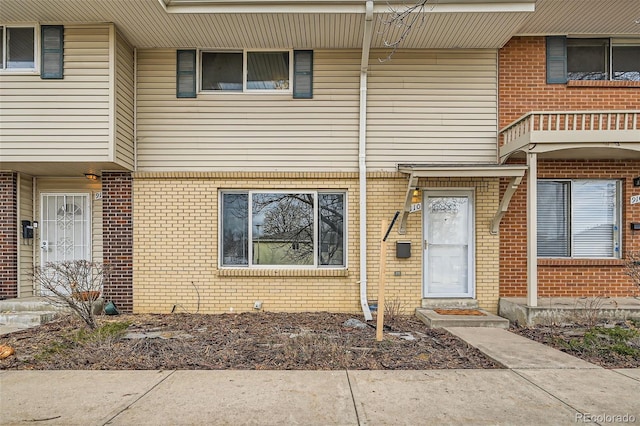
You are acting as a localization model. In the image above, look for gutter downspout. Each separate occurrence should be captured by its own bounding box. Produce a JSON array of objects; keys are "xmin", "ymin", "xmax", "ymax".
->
[
  {"xmin": 32, "ymin": 176, "xmax": 37, "ymax": 295},
  {"xmin": 359, "ymin": 0, "xmax": 374, "ymax": 321},
  {"xmin": 133, "ymin": 47, "xmax": 138, "ymax": 171}
]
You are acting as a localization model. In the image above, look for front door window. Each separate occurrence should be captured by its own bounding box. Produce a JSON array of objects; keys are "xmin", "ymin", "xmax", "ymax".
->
[
  {"xmin": 40, "ymin": 193, "xmax": 91, "ymax": 264},
  {"xmin": 423, "ymin": 191, "xmax": 474, "ymax": 298}
]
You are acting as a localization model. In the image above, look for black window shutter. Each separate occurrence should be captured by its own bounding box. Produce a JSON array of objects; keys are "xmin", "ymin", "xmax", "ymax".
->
[
  {"xmin": 176, "ymin": 49, "xmax": 197, "ymax": 98},
  {"xmin": 546, "ymin": 36, "xmax": 567, "ymax": 84},
  {"xmin": 41, "ymin": 25, "xmax": 63, "ymax": 79},
  {"xmin": 293, "ymin": 50, "xmax": 313, "ymax": 99}
]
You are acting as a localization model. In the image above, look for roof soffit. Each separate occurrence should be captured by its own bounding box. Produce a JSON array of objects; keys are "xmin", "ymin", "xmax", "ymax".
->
[{"xmin": 1, "ymin": 0, "xmax": 637, "ymax": 49}]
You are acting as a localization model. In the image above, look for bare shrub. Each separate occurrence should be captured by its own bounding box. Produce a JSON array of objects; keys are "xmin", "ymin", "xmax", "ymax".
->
[
  {"xmin": 572, "ymin": 296, "xmax": 606, "ymax": 328},
  {"xmin": 33, "ymin": 260, "xmax": 110, "ymax": 329},
  {"xmin": 625, "ymin": 251, "xmax": 640, "ymax": 295},
  {"xmin": 384, "ymin": 297, "xmax": 407, "ymax": 325}
]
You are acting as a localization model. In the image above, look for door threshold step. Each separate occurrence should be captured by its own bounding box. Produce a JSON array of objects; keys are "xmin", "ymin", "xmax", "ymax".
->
[
  {"xmin": 415, "ymin": 308, "xmax": 510, "ymax": 329},
  {"xmin": 421, "ymin": 298, "xmax": 479, "ymax": 309}
]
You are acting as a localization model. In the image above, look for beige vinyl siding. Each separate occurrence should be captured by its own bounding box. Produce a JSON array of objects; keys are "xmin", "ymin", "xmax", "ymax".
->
[
  {"xmin": 114, "ymin": 31, "xmax": 135, "ymax": 169},
  {"xmin": 136, "ymin": 49, "xmax": 360, "ymax": 172},
  {"xmin": 0, "ymin": 25, "xmax": 111, "ymax": 162},
  {"xmin": 34, "ymin": 179, "xmax": 103, "ymax": 270},
  {"xmin": 366, "ymin": 49, "xmax": 498, "ymax": 169},
  {"xmin": 18, "ymin": 174, "xmax": 34, "ymax": 297}
]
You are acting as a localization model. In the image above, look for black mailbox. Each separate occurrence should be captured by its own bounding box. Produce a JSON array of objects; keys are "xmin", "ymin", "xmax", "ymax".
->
[{"xmin": 396, "ymin": 241, "xmax": 411, "ymax": 258}]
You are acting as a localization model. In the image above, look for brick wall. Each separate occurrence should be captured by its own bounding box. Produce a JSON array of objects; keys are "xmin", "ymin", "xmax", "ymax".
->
[
  {"xmin": 102, "ymin": 172, "xmax": 133, "ymax": 312},
  {"xmin": 132, "ymin": 172, "xmax": 501, "ymax": 314},
  {"xmin": 499, "ymin": 36, "xmax": 640, "ymax": 298},
  {"xmin": 0, "ymin": 172, "xmax": 18, "ymax": 299},
  {"xmin": 499, "ymin": 36, "xmax": 640, "ymax": 129},
  {"xmin": 500, "ymin": 161, "xmax": 640, "ymax": 297}
]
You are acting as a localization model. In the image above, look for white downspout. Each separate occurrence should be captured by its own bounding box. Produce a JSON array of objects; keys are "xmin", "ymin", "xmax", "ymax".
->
[
  {"xmin": 359, "ymin": 0, "xmax": 374, "ymax": 320},
  {"xmin": 32, "ymin": 176, "xmax": 37, "ymax": 295},
  {"xmin": 133, "ymin": 47, "xmax": 138, "ymax": 171}
]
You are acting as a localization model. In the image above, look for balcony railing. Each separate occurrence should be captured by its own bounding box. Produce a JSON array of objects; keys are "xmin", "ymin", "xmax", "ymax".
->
[
  {"xmin": 500, "ymin": 111, "xmax": 639, "ymax": 146},
  {"xmin": 499, "ymin": 111, "xmax": 640, "ymax": 161}
]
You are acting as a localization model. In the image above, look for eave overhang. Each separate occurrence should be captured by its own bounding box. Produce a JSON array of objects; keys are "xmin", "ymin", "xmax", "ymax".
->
[{"xmin": 397, "ymin": 163, "xmax": 527, "ymax": 234}]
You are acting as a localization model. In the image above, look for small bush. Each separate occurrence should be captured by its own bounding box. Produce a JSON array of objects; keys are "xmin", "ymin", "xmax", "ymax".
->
[{"xmin": 33, "ymin": 260, "xmax": 111, "ymax": 329}]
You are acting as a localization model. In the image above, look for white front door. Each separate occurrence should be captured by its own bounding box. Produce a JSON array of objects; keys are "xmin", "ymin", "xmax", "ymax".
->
[
  {"xmin": 40, "ymin": 193, "xmax": 91, "ymax": 268},
  {"xmin": 423, "ymin": 190, "xmax": 474, "ymax": 298}
]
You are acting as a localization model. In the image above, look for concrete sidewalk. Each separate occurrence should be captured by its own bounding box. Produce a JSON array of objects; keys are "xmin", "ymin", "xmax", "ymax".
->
[
  {"xmin": 1, "ymin": 326, "xmax": 639, "ymax": 425},
  {"xmin": 1, "ymin": 368, "xmax": 638, "ymax": 425}
]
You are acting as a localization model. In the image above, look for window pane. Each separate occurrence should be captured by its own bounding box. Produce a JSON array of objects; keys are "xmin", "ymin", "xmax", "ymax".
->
[
  {"xmin": 7, "ymin": 27, "xmax": 34, "ymax": 69},
  {"xmin": 612, "ymin": 45, "xmax": 640, "ymax": 81},
  {"xmin": 318, "ymin": 193, "xmax": 344, "ymax": 266},
  {"xmin": 567, "ymin": 39, "xmax": 608, "ymax": 80},
  {"xmin": 252, "ymin": 193, "xmax": 313, "ymax": 265},
  {"xmin": 247, "ymin": 52, "xmax": 289, "ymax": 90},
  {"xmin": 572, "ymin": 181, "xmax": 616, "ymax": 257},
  {"xmin": 537, "ymin": 181, "xmax": 569, "ymax": 257},
  {"xmin": 202, "ymin": 52, "xmax": 242, "ymax": 91},
  {"xmin": 222, "ymin": 193, "xmax": 249, "ymax": 266}
]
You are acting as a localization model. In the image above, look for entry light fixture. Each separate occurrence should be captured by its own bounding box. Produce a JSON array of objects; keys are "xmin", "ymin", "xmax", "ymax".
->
[
  {"xmin": 634, "ymin": 177, "xmax": 640, "ymax": 187},
  {"xmin": 84, "ymin": 173, "xmax": 100, "ymax": 181},
  {"xmin": 411, "ymin": 188, "xmax": 421, "ymax": 204}
]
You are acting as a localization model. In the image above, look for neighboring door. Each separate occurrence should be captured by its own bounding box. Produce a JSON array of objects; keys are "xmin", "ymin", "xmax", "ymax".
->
[
  {"xmin": 423, "ymin": 190, "xmax": 474, "ymax": 298},
  {"xmin": 40, "ymin": 194, "xmax": 91, "ymax": 292}
]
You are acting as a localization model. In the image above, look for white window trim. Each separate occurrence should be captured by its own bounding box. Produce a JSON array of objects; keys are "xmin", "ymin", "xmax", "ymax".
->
[
  {"xmin": 538, "ymin": 179, "xmax": 622, "ymax": 259},
  {"xmin": 0, "ymin": 23, "xmax": 40, "ymax": 74},
  {"xmin": 219, "ymin": 189, "xmax": 348, "ymax": 270},
  {"xmin": 199, "ymin": 49, "xmax": 293, "ymax": 94}
]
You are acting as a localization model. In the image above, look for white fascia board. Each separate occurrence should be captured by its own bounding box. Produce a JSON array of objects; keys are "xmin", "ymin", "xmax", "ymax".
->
[
  {"xmin": 397, "ymin": 164, "xmax": 527, "ymax": 178},
  {"xmin": 159, "ymin": 0, "xmax": 535, "ymax": 14},
  {"xmin": 160, "ymin": 0, "xmax": 367, "ymax": 13},
  {"xmin": 376, "ymin": 2, "xmax": 535, "ymax": 13}
]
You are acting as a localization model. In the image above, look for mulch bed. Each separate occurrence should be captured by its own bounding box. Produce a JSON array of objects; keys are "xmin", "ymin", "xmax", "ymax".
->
[
  {"xmin": 0, "ymin": 312, "xmax": 501, "ymax": 370},
  {"xmin": 510, "ymin": 322, "xmax": 640, "ymax": 368}
]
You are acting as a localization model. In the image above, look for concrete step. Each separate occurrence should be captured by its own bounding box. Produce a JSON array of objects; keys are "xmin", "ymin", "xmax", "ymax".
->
[
  {"xmin": 421, "ymin": 298, "xmax": 479, "ymax": 309},
  {"xmin": 0, "ymin": 311, "xmax": 61, "ymax": 328},
  {"xmin": 415, "ymin": 308, "xmax": 510, "ymax": 329},
  {"xmin": 0, "ymin": 297, "xmax": 66, "ymax": 313}
]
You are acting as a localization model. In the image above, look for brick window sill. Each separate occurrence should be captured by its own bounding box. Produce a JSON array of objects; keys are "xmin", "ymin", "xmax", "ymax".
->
[
  {"xmin": 217, "ymin": 268, "xmax": 349, "ymax": 278},
  {"xmin": 567, "ymin": 80, "xmax": 640, "ymax": 88},
  {"xmin": 538, "ymin": 258, "xmax": 625, "ymax": 267}
]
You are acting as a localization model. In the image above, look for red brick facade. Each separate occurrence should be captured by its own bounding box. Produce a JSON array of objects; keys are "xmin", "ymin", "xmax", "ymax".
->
[
  {"xmin": 499, "ymin": 36, "xmax": 640, "ymax": 129},
  {"xmin": 500, "ymin": 161, "xmax": 640, "ymax": 297},
  {"xmin": 0, "ymin": 172, "xmax": 18, "ymax": 299},
  {"xmin": 498, "ymin": 37, "xmax": 640, "ymax": 298},
  {"xmin": 102, "ymin": 172, "xmax": 134, "ymax": 312}
]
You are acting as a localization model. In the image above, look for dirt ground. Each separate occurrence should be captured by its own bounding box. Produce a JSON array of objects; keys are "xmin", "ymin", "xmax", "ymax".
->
[{"xmin": 0, "ymin": 312, "xmax": 501, "ymax": 370}]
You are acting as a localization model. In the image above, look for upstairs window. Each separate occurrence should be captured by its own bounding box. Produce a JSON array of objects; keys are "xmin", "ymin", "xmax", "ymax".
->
[
  {"xmin": 547, "ymin": 36, "xmax": 640, "ymax": 83},
  {"xmin": 221, "ymin": 191, "xmax": 345, "ymax": 268},
  {"xmin": 537, "ymin": 180, "xmax": 621, "ymax": 258},
  {"xmin": 177, "ymin": 49, "xmax": 312, "ymax": 98},
  {"xmin": 202, "ymin": 50, "xmax": 291, "ymax": 92},
  {"xmin": 1, "ymin": 26, "xmax": 35, "ymax": 70}
]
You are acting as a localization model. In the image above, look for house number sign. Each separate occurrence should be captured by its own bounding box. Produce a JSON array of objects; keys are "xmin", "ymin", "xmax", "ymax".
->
[{"xmin": 631, "ymin": 195, "xmax": 640, "ymax": 205}]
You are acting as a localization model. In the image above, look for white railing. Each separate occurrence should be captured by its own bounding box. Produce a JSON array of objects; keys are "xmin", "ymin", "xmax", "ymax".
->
[{"xmin": 500, "ymin": 111, "xmax": 640, "ymax": 146}]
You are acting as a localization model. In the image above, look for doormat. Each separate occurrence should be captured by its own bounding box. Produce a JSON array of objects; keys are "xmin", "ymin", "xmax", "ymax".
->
[{"xmin": 433, "ymin": 309, "xmax": 486, "ymax": 316}]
